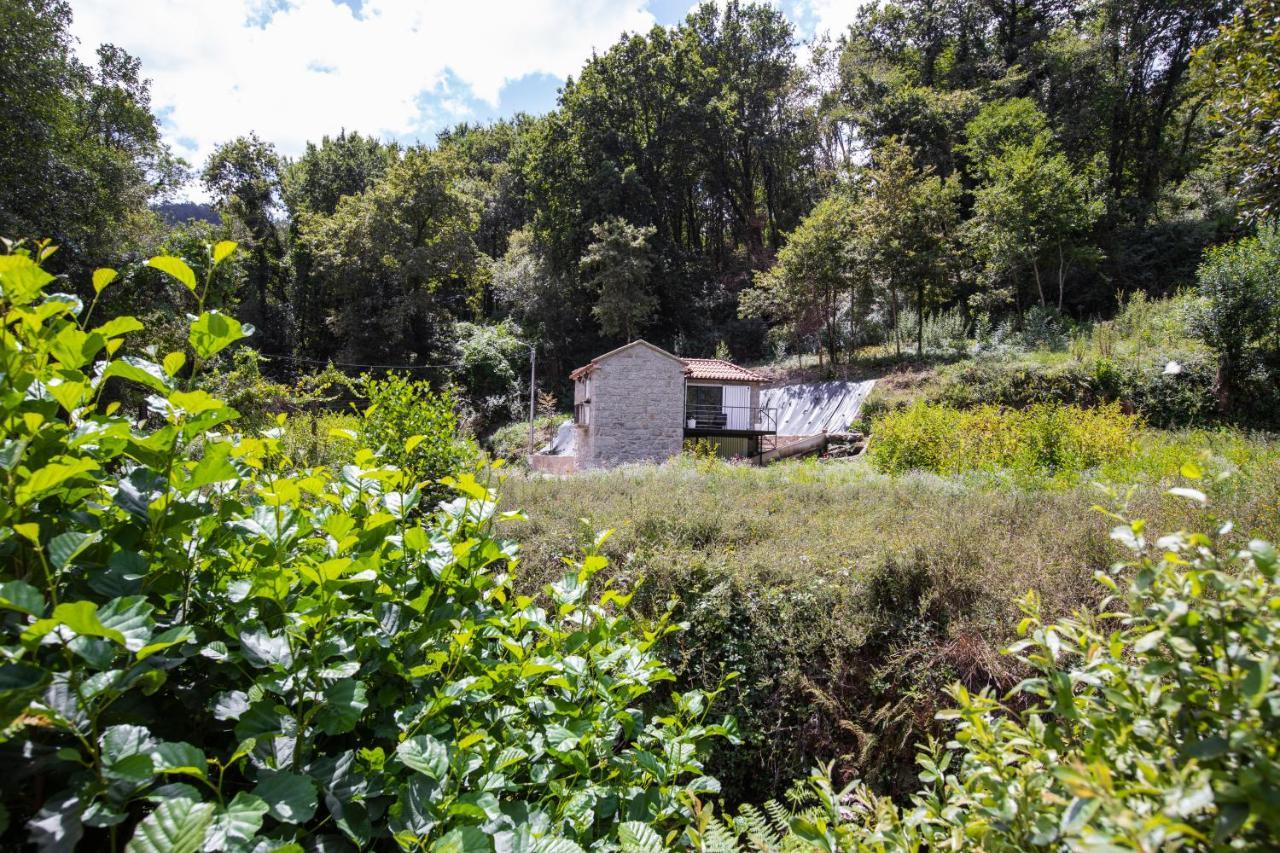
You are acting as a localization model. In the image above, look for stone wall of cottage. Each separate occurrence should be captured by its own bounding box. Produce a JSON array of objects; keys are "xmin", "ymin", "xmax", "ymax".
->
[{"xmin": 579, "ymin": 346, "xmax": 684, "ymax": 469}]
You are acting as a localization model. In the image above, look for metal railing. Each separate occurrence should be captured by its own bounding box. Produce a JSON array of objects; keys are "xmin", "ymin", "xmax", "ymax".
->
[{"xmin": 683, "ymin": 403, "xmax": 777, "ymax": 433}]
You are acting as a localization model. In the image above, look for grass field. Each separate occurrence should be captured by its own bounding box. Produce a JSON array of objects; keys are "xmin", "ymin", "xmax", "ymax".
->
[{"xmin": 496, "ymin": 434, "xmax": 1280, "ymax": 800}]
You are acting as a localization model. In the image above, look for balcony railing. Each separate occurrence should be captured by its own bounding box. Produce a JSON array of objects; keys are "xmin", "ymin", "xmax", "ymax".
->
[{"xmin": 684, "ymin": 403, "xmax": 776, "ymax": 433}]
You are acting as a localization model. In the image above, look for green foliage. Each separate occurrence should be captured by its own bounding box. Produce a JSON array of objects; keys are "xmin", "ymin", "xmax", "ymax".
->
[
  {"xmin": 1192, "ymin": 223, "xmax": 1280, "ymax": 419},
  {"xmin": 453, "ymin": 319, "xmax": 527, "ymax": 428},
  {"xmin": 487, "ymin": 415, "xmax": 569, "ymax": 465},
  {"xmin": 297, "ymin": 147, "xmax": 481, "ymax": 363},
  {"xmin": 359, "ymin": 373, "xmax": 478, "ymax": 504},
  {"xmin": 581, "ymin": 218, "xmax": 658, "ymax": 342},
  {"xmin": 0, "ymin": 1, "xmax": 180, "ymax": 275},
  {"xmin": 1198, "ymin": 0, "xmax": 1280, "ymax": 219},
  {"xmin": 0, "ymin": 242, "xmax": 735, "ymax": 850},
  {"xmin": 869, "ymin": 402, "xmax": 1138, "ymax": 479},
  {"xmin": 757, "ymin": 489, "xmax": 1280, "ymax": 849}
]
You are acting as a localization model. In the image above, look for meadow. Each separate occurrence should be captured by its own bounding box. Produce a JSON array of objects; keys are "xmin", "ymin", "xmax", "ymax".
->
[{"xmin": 498, "ymin": 431, "xmax": 1280, "ymax": 800}]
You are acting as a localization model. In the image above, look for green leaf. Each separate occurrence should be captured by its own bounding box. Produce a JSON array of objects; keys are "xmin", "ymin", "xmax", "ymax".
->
[
  {"xmin": 17, "ymin": 458, "xmax": 99, "ymax": 504},
  {"xmin": 251, "ymin": 770, "xmax": 317, "ymax": 825},
  {"xmin": 212, "ymin": 241, "xmax": 238, "ymax": 265},
  {"xmin": 188, "ymin": 311, "xmax": 250, "ymax": 360},
  {"xmin": 396, "ymin": 735, "xmax": 448, "ymax": 779},
  {"xmin": 450, "ymin": 791, "xmax": 501, "ymax": 822},
  {"xmin": 137, "ymin": 625, "xmax": 196, "ymax": 660},
  {"xmin": 92, "ymin": 268, "xmax": 118, "ymax": 294},
  {"xmin": 0, "ymin": 580, "xmax": 45, "ymax": 615},
  {"xmin": 125, "ymin": 798, "xmax": 214, "ymax": 853},
  {"xmin": 24, "ymin": 601, "xmax": 126, "ymax": 645},
  {"xmin": 147, "ymin": 256, "xmax": 197, "ymax": 292},
  {"xmin": 0, "ymin": 254, "xmax": 55, "ymax": 305},
  {"xmin": 100, "ymin": 356, "xmax": 172, "ymax": 394},
  {"xmin": 169, "ymin": 389, "xmax": 226, "ymax": 416},
  {"xmin": 97, "ymin": 596, "xmax": 155, "ymax": 651},
  {"xmin": 151, "ymin": 742, "xmax": 207, "ymax": 778},
  {"xmin": 316, "ymin": 679, "xmax": 368, "ymax": 735},
  {"xmin": 184, "ymin": 441, "xmax": 240, "ymax": 490},
  {"xmin": 48, "ymin": 531, "xmax": 99, "ymax": 571},
  {"xmin": 163, "ymin": 351, "xmax": 186, "ymax": 377},
  {"xmin": 204, "ymin": 792, "xmax": 267, "ymax": 852},
  {"xmin": 49, "ymin": 326, "xmax": 106, "ymax": 370},
  {"xmin": 430, "ymin": 826, "xmax": 489, "ymax": 853},
  {"xmin": 94, "ymin": 316, "xmax": 145, "ymax": 339},
  {"xmin": 618, "ymin": 822, "xmax": 664, "ymax": 853}
]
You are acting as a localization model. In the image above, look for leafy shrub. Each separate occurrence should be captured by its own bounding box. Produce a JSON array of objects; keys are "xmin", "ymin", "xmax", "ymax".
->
[
  {"xmin": 705, "ymin": 484, "xmax": 1280, "ymax": 850},
  {"xmin": 869, "ymin": 401, "xmax": 1139, "ymax": 478},
  {"xmin": 0, "ymin": 244, "xmax": 733, "ymax": 850},
  {"xmin": 1192, "ymin": 223, "xmax": 1280, "ymax": 417},
  {"xmin": 360, "ymin": 372, "xmax": 478, "ymax": 503},
  {"xmin": 487, "ymin": 414, "xmax": 569, "ymax": 464},
  {"xmin": 452, "ymin": 320, "xmax": 527, "ymax": 430}
]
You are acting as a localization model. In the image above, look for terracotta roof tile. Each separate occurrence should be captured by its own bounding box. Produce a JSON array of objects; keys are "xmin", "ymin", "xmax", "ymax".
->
[{"xmin": 680, "ymin": 358, "xmax": 767, "ymax": 382}]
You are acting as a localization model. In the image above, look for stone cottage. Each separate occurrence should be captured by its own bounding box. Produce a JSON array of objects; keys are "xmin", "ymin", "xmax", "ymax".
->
[{"xmin": 533, "ymin": 340, "xmax": 776, "ymax": 471}]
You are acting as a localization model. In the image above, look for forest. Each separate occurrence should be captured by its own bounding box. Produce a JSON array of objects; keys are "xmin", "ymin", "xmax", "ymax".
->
[
  {"xmin": 3, "ymin": 0, "xmax": 1280, "ymax": 849},
  {"xmin": 6, "ymin": 0, "xmax": 1278, "ymax": 412}
]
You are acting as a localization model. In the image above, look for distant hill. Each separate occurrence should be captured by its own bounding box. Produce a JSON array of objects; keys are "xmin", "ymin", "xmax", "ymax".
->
[{"xmin": 153, "ymin": 201, "xmax": 220, "ymax": 225}]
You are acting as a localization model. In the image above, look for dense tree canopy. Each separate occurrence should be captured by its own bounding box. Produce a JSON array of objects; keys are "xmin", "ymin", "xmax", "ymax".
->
[{"xmin": 0, "ymin": 0, "xmax": 1274, "ymax": 409}]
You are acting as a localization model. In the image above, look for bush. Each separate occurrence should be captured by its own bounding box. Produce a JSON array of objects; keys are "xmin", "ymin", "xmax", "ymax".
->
[
  {"xmin": 869, "ymin": 401, "xmax": 1139, "ymax": 479},
  {"xmin": 715, "ymin": 486, "xmax": 1280, "ymax": 850},
  {"xmin": 0, "ymin": 244, "xmax": 733, "ymax": 850},
  {"xmin": 1192, "ymin": 223, "xmax": 1280, "ymax": 418},
  {"xmin": 487, "ymin": 414, "xmax": 569, "ymax": 464},
  {"xmin": 360, "ymin": 373, "xmax": 478, "ymax": 503}
]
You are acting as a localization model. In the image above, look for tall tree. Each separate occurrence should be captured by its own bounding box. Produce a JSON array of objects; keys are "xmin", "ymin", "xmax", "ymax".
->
[
  {"xmin": 741, "ymin": 191, "xmax": 859, "ymax": 364},
  {"xmin": 282, "ymin": 130, "xmax": 397, "ymax": 358},
  {"xmin": 298, "ymin": 147, "xmax": 480, "ymax": 363},
  {"xmin": 580, "ymin": 218, "xmax": 659, "ymax": 342},
  {"xmin": 853, "ymin": 139, "xmax": 960, "ymax": 356},
  {"xmin": 203, "ymin": 134, "xmax": 287, "ymax": 352},
  {"xmin": 0, "ymin": 0, "xmax": 179, "ymax": 273},
  {"xmin": 1196, "ymin": 0, "xmax": 1280, "ymax": 219}
]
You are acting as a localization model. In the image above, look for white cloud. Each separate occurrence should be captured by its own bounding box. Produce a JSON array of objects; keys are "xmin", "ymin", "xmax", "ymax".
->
[
  {"xmin": 792, "ymin": 0, "xmax": 865, "ymax": 40},
  {"xmin": 68, "ymin": 0, "xmax": 656, "ymax": 188}
]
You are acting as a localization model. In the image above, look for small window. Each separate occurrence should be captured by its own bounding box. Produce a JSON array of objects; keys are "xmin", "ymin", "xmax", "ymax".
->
[{"xmin": 574, "ymin": 401, "xmax": 590, "ymax": 426}]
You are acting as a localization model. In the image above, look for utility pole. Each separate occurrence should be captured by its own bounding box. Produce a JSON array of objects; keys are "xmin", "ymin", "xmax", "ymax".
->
[{"xmin": 526, "ymin": 344, "xmax": 536, "ymax": 459}]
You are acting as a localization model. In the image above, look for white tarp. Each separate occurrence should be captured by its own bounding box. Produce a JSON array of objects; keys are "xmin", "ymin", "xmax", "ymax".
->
[{"xmin": 761, "ymin": 380, "xmax": 876, "ymax": 436}]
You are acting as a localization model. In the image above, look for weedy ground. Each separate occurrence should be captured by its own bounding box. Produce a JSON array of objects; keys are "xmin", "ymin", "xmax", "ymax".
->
[{"xmin": 498, "ymin": 438, "xmax": 1280, "ymax": 800}]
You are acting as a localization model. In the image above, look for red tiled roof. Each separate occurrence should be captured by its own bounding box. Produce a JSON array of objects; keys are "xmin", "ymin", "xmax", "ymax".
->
[
  {"xmin": 569, "ymin": 342, "xmax": 766, "ymax": 383},
  {"xmin": 680, "ymin": 358, "xmax": 767, "ymax": 383}
]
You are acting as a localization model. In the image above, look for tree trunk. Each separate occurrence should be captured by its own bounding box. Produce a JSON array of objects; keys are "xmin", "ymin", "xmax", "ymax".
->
[
  {"xmin": 916, "ymin": 282, "xmax": 925, "ymax": 358},
  {"xmin": 1056, "ymin": 240, "xmax": 1066, "ymax": 311},
  {"xmin": 1032, "ymin": 255, "xmax": 1045, "ymax": 307}
]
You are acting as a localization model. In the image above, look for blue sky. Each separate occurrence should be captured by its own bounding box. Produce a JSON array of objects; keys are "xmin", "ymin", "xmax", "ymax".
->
[{"xmin": 67, "ymin": 0, "xmax": 859, "ymax": 192}]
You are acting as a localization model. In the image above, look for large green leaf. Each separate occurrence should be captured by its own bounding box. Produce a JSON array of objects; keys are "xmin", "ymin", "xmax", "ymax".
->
[
  {"xmin": 396, "ymin": 735, "xmax": 449, "ymax": 779},
  {"xmin": 146, "ymin": 256, "xmax": 197, "ymax": 292},
  {"xmin": 188, "ymin": 311, "xmax": 250, "ymax": 360},
  {"xmin": 24, "ymin": 601, "xmax": 126, "ymax": 645},
  {"xmin": 125, "ymin": 798, "xmax": 214, "ymax": 853},
  {"xmin": 47, "ymin": 531, "xmax": 98, "ymax": 572},
  {"xmin": 203, "ymin": 792, "xmax": 267, "ymax": 852},
  {"xmin": 430, "ymin": 826, "xmax": 490, "ymax": 853},
  {"xmin": 0, "ymin": 255, "xmax": 55, "ymax": 305},
  {"xmin": 97, "ymin": 596, "xmax": 155, "ymax": 652},
  {"xmin": 618, "ymin": 822, "xmax": 664, "ymax": 853},
  {"xmin": 49, "ymin": 326, "xmax": 106, "ymax": 370},
  {"xmin": 16, "ymin": 458, "xmax": 99, "ymax": 504},
  {"xmin": 316, "ymin": 679, "xmax": 369, "ymax": 735},
  {"xmin": 251, "ymin": 770, "xmax": 317, "ymax": 825},
  {"xmin": 100, "ymin": 356, "xmax": 172, "ymax": 394},
  {"xmin": 151, "ymin": 741, "xmax": 207, "ymax": 778},
  {"xmin": 0, "ymin": 581, "xmax": 44, "ymax": 616}
]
